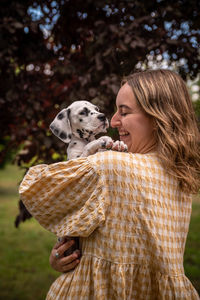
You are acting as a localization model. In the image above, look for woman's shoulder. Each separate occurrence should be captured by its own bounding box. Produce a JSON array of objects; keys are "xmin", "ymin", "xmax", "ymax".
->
[{"xmin": 87, "ymin": 151, "xmax": 161, "ymax": 171}]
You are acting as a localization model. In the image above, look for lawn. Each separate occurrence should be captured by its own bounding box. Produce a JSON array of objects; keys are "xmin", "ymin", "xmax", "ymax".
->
[
  {"xmin": 0, "ymin": 165, "xmax": 58, "ymax": 300},
  {"xmin": 0, "ymin": 164, "xmax": 199, "ymax": 299}
]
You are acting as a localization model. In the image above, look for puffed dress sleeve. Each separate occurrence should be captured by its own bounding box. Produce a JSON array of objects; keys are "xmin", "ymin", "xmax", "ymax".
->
[{"xmin": 19, "ymin": 157, "xmax": 107, "ymax": 238}]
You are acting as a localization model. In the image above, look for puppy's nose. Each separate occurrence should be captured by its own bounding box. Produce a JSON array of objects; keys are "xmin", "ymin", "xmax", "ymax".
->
[{"xmin": 97, "ymin": 114, "xmax": 106, "ymax": 122}]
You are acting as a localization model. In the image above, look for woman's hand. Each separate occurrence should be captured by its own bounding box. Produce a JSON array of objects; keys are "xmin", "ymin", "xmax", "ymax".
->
[{"xmin": 49, "ymin": 237, "xmax": 80, "ymax": 273}]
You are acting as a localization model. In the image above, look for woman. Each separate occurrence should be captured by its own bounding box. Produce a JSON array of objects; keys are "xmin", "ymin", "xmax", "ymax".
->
[{"xmin": 19, "ymin": 69, "xmax": 200, "ymax": 299}]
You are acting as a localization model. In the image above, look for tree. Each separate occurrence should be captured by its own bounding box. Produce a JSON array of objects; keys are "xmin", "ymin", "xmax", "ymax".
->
[
  {"xmin": 0, "ymin": 0, "xmax": 199, "ymax": 223},
  {"xmin": 0, "ymin": 0, "xmax": 199, "ymax": 168}
]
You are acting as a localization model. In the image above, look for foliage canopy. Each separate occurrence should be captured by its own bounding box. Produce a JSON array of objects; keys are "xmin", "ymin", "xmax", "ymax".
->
[{"xmin": 0, "ymin": 0, "xmax": 200, "ymax": 166}]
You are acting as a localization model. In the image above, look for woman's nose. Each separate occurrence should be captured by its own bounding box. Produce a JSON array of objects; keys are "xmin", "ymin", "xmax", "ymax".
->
[{"xmin": 111, "ymin": 112, "xmax": 120, "ymax": 128}]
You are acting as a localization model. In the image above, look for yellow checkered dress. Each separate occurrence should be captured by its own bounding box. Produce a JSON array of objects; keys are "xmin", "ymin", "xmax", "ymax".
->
[{"xmin": 19, "ymin": 151, "xmax": 199, "ymax": 300}]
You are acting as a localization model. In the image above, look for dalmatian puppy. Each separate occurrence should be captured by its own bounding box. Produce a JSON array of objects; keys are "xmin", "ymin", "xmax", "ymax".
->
[
  {"xmin": 50, "ymin": 100, "xmax": 127, "ymax": 160},
  {"xmin": 50, "ymin": 100, "xmax": 127, "ymax": 257}
]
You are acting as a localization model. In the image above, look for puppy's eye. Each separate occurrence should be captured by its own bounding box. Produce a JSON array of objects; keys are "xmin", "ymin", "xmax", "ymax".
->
[
  {"xmin": 79, "ymin": 111, "xmax": 87, "ymax": 116},
  {"xmin": 79, "ymin": 111, "xmax": 85, "ymax": 116},
  {"xmin": 95, "ymin": 106, "xmax": 99, "ymax": 112}
]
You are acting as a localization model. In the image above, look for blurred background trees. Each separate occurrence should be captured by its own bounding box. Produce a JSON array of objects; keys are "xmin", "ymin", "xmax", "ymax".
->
[
  {"xmin": 1, "ymin": 0, "xmax": 200, "ymax": 167},
  {"xmin": 1, "ymin": 2, "xmax": 199, "ymax": 291}
]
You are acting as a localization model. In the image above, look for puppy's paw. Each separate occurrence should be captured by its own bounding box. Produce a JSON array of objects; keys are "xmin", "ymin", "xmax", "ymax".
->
[
  {"xmin": 112, "ymin": 140, "xmax": 128, "ymax": 152},
  {"xmin": 98, "ymin": 136, "xmax": 113, "ymax": 149}
]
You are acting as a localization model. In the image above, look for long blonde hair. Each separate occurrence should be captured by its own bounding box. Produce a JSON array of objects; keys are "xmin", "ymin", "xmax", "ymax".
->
[{"xmin": 124, "ymin": 69, "xmax": 200, "ymax": 194}]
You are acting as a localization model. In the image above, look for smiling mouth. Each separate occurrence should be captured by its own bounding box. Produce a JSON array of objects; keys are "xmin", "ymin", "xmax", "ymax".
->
[{"xmin": 119, "ymin": 132, "xmax": 129, "ymax": 137}]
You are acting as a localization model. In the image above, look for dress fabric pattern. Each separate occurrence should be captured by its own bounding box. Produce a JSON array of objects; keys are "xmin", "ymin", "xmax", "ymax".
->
[{"xmin": 19, "ymin": 151, "xmax": 200, "ymax": 300}]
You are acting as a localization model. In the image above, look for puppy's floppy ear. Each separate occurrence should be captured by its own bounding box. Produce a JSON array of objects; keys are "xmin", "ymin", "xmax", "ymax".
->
[{"xmin": 50, "ymin": 108, "xmax": 72, "ymax": 143}]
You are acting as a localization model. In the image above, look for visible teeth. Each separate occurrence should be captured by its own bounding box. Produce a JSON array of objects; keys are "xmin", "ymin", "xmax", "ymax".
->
[{"xmin": 119, "ymin": 132, "xmax": 129, "ymax": 136}]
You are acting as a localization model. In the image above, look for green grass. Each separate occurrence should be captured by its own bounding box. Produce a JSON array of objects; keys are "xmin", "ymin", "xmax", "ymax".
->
[
  {"xmin": 0, "ymin": 165, "xmax": 58, "ymax": 300},
  {"xmin": 0, "ymin": 165, "xmax": 199, "ymax": 299},
  {"xmin": 184, "ymin": 199, "xmax": 200, "ymax": 293}
]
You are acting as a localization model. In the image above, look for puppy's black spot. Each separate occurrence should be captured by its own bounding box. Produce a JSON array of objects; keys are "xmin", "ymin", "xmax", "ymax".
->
[
  {"xmin": 73, "ymin": 142, "xmax": 77, "ymax": 145},
  {"xmin": 59, "ymin": 132, "xmax": 67, "ymax": 140},
  {"xmin": 54, "ymin": 129, "xmax": 59, "ymax": 135},
  {"xmin": 68, "ymin": 134, "xmax": 72, "ymax": 139},
  {"xmin": 79, "ymin": 119, "xmax": 83, "ymax": 122},
  {"xmin": 50, "ymin": 125, "xmax": 59, "ymax": 136},
  {"xmin": 86, "ymin": 130, "xmax": 89, "ymax": 133},
  {"xmin": 67, "ymin": 109, "xmax": 71, "ymax": 118},
  {"xmin": 57, "ymin": 113, "xmax": 64, "ymax": 120},
  {"xmin": 89, "ymin": 131, "xmax": 93, "ymax": 134},
  {"xmin": 77, "ymin": 129, "xmax": 84, "ymax": 138}
]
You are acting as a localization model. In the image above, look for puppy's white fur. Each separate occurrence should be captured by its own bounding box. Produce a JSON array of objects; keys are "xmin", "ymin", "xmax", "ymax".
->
[{"xmin": 50, "ymin": 100, "xmax": 116, "ymax": 160}]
